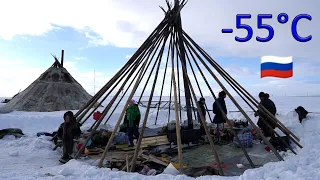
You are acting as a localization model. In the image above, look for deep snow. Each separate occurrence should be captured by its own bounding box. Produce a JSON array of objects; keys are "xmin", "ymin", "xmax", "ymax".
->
[{"xmin": 0, "ymin": 96, "xmax": 319, "ymax": 180}]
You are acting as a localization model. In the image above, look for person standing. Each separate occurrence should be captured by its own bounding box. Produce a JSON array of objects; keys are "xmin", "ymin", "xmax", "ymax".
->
[
  {"xmin": 265, "ymin": 93, "xmax": 277, "ymax": 116},
  {"xmin": 255, "ymin": 92, "xmax": 277, "ymax": 140},
  {"xmin": 124, "ymin": 99, "xmax": 141, "ymax": 147},
  {"xmin": 212, "ymin": 91, "xmax": 227, "ymax": 142},
  {"xmin": 197, "ymin": 97, "xmax": 206, "ymax": 136}
]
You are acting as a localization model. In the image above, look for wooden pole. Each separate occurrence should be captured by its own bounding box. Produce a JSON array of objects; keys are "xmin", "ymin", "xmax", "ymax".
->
[
  {"xmin": 130, "ymin": 28, "xmax": 171, "ymax": 172},
  {"xmin": 154, "ymin": 41, "xmax": 171, "ymax": 125},
  {"xmin": 218, "ymin": 71, "xmax": 298, "ymax": 154},
  {"xmin": 168, "ymin": 78, "xmax": 173, "ymax": 123},
  {"xmin": 170, "ymin": 32, "xmax": 184, "ymax": 173},
  {"xmin": 182, "ymin": 41, "xmax": 255, "ymax": 168},
  {"xmin": 182, "ymin": 35, "xmax": 284, "ymax": 161},
  {"xmin": 101, "ymin": 33, "xmax": 168, "ymax": 126},
  {"xmin": 98, "ymin": 60, "xmax": 148, "ymax": 167},
  {"xmin": 183, "ymin": 31, "xmax": 300, "ymax": 143},
  {"xmin": 185, "ymin": 51, "xmax": 213, "ymax": 123},
  {"xmin": 74, "ymin": 20, "xmax": 168, "ymax": 120},
  {"xmin": 175, "ymin": 3, "xmax": 193, "ymax": 130},
  {"xmin": 61, "ymin": 50, "xmax": 64, "ymax": 67},
  {"xmin": 79, "ymin": 54, "xmax": 144, "ymax": 125},
  {"xmin": 77, "ymin": 21, "xmax": 170, "ymax": 124},
  {"xmin": 184, "ymin": 36, "xmax": 301, "ymax": 150},
  {"xmin": 176, "ymin": 50, "xmax": 182, "ymax": 121},
  {"xmin": 75, "ymin": 58, "xmax": 147, "ymax": 159},
  {"xmin": 173, "ymin": 31, "xmax": 225, "ymax": 175}
]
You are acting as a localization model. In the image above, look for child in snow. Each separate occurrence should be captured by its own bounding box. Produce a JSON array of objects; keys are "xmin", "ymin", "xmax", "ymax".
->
[
  {"xmin": 124, "ymin": 99, "xmax": 141, "ymax": 147},
  {"xmin": 57, "ymin": 111, "xmax": 81, "ymax": 163}
]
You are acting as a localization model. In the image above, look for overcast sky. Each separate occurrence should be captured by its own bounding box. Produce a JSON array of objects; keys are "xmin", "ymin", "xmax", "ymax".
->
[{"xmin": 0, "ymin": 0, "xmax": 319, "ymax": 98}]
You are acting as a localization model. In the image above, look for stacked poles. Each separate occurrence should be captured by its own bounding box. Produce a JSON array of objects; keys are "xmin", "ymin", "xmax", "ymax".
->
[
  {"xmin": 182, "ymin": 31, "xmax": 302, "ymax": 149},
  {"xmin": 74, "ymin": 19, "xmax": 171, "ymax": 158},
  {"xmin": 72, "ymin": 0, "xmax": 302, "ymax": 176},
  {"xmin": 74, "ymin": 18, "xmax": 169, "ymax": 125}
]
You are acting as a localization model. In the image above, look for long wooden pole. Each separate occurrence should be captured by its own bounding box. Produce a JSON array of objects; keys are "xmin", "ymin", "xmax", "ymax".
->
[
  {"xmin": 185, "ymin": 50, "xmax": 213, "ymax": 123},
  {"xmin": 173, "ymin": 31, "xmax": 225, "ymax": 175},
  {"xmin": 185, "ymin": 33, "xmax": 303, "ymax": 148},
  {"xmin": 75, "ymin": 20, "xmax": 168, "ymax": 120},
  {"xmin": 130, "ymin": 27, "xmax": 171, "ymax": 172},
  {"xmin": 170, "ymin": 31, "xmax": 183, "ymax": 173},
  {"xmin": 77, "ymin": 22, "xmax": 170, "ymax": 125},
  {"xmin": 81, "ymin": 58, "xmax": 143, "ymax": 126},
  {"xmin": 168, "ymin": 78, "xmax": 173, "ymax": 123},
  {"xmin": 183, "ymin": 31, "xmax": 300, "ymax": 143},
  {"xmin": 182, "ymin": 35, "xmax": 284, "ymax": 161},
  {"xmin": 103, "ymin": 32, "xmax": 169, "ymax": 125},
  {"xmin": 181, "ymin": 39, "xmax": 255, "ymax": 168},
  {"xmin": 75, "ymin": 57, "xmax": 147, "ymax": 159},
  {"xmin": 218, "ymin": 69, "xmax": 298, "ymax": 154},
  {"xmin": 98, "ymin": 60, "xmax": 148, "ymax": 167},
  {"xmin": 154, "ymin": 41, "xmax": 172, "ymax": 125}
]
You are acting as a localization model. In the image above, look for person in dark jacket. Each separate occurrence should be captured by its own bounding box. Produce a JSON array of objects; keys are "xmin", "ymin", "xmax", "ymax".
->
[
  {"xmin": 197, "ymin": 97, "xmax": 206, "ymax": 136},
  {"xmin": 255, "ymin": 92, "xmax": 277, "ymax": 139},
  {"xmin": 265, "ymin": 93, "xmax": 277, "ymax": 116},
  {"xmin": 124, "ymin": 99, "xmax": 141, "ymax": 147},
  {"xmin": 57, "ymin": 111, "xmax": 81, "ymax": 162},
  {"xmin": 212, "ymin": 91, "xmax": 227, "ymax": 141}
]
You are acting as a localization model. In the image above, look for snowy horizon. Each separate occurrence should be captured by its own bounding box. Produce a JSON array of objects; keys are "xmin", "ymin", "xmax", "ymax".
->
[
  {"xmin": 0, "ymin": 0, "xmax": 319, "ymax": 97},
  {"xmin": 1, "ymin": 96, "xmax": 320, "ymax": 179}
]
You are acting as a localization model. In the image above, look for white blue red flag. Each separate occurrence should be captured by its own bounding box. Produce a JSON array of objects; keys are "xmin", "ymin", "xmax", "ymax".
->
[{"xmin": 261, "ymin": 56, "xmax": 293, "ymax": 78}]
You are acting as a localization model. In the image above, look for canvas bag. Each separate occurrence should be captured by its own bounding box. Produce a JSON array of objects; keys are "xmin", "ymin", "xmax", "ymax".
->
[{"xmin": 233, "ymin": 132, "xmax": 253, "ymax": 148}]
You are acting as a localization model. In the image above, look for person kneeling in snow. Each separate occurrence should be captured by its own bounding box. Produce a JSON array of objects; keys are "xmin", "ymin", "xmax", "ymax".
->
[
  {"xmin": 124, "ymin": 99, "xmax": 141, "ymax": 147},
  {"xmin": 57, "ymin": 111, "xmax": 81, "ymax": 163}
]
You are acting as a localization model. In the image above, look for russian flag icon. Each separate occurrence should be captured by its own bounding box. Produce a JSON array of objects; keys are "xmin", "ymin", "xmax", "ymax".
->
[{"xmin": 261, "ymin": 56, "xmax": 293, "ymax": 78}]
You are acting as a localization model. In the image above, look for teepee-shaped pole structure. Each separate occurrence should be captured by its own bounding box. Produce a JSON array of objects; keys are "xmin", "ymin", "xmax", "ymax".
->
[{"xmin": 73, "ymin": 0, "xmax": 302, "ymax": 176}]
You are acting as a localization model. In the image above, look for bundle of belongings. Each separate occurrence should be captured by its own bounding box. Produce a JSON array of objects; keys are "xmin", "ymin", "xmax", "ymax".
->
[
  {"xmin": 88, "ymin": 129, "xmax": 129, "ymax": 148},
  {"xmin": 233, "ymin": 128, "xmax": 253, "ymax": 148},
  {"xmin": 268, "ymin": 136, "xmax": 291, "ymax": 152},
  {"xmin": 0, "ymin": 128, "xmax": 24, "ymax": 139}
]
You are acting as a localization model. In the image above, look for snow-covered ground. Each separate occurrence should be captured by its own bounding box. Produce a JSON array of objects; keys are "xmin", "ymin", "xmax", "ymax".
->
[{"xmin": 0, "ymin": 96, "xmax": 319, "ymax": 179}]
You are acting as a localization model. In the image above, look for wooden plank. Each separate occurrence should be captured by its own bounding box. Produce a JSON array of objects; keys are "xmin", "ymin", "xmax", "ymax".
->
[
  {"xmin": 121, "ymin": 150, "xmax": 144, "ymax": 171},
  {"xmin": 126, "ymin": 154, "xmax": 129, "ymax": 172},
  {"xmin": 140, "ymin": 154, "xmax": 169, "ymax": 167}
]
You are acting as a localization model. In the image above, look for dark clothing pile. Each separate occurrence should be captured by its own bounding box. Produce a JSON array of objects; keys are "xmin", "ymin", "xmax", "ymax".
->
[
  {"xmin": 91, "ymin": 131, "xmax": 109, "ymax": 147},
  {"xmin": 212, "ymin": 97, "xmax": 227, "ymax": 124},
  {"xmin": 0, "ymin": 128, "xmax": 24, "ymax": 139}
]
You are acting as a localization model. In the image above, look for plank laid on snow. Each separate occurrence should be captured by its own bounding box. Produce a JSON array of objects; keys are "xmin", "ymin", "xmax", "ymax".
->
[{"xmin": 115, "ymin": 135, "xmax": 169, "ymax": 151}]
